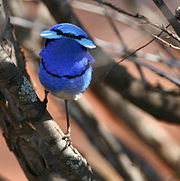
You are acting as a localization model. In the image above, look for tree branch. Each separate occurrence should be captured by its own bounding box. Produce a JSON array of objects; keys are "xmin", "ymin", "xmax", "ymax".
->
[
  {"xmin": 0, "ymin": 0, "xmax": 99, "ymax": 180},
  {"xmin": 91, "ymin": 0, "xmax": 148, "ymax": 21},
  {"xmin": 92, "ymin": 83, "xmax": 180, "ymax": 168},
  {"xmin": 99, "ymin": 66, "xmax": 180, "ymax": 124},
  {"xmin": 152, "ymin": 0, "xmax": 180, "ymax": 37},
  {"xmin": 69, "ymin": 100, "xmax": 163, "ymax": 181},
  {"xmin": 0, "ymin": 175, "xmax": 9, "ymax": 181},
  {"xmin": 90, "ymin": 0, "xmax": 180, "ymax": 43}
]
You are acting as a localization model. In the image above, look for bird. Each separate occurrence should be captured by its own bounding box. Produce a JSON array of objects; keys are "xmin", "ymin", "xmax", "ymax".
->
[{"xmin": 38, "ymin": 23, "xmax": 96, "ymax": 139}]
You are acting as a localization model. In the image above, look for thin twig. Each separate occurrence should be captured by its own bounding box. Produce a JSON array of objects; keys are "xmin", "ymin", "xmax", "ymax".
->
[
  {"xmin": 150, "ymin": 24, "xmax": 180, "ymax": 43},
  {"xmin": 103, "ymin": 6, "xmax": 129, "ymax": 52},
  {"xmin": 128, "ymin": 57, "xmax": 180, "ymax": 87},
  {"xmin": 100, "ymin": 25, "xmax": 168, "ymax": 80},
  {"xmin": 90, "ymin": 0, "xmax": 180, "ymax": 43},
  {"xmin": 72, "ymin": 0, "xmax": 180, "ymax": 60},
  {"xmin": 109, "ymin": 51, "xmax": 180, "ymax": 86},
  {"xmin": 100, "ymin": 20, "xmax": 179, "ymax": 84},
  {"xmin": 91, "ymin": 0, "xmax": 148, "ymax": 21},
  {"xmin": 103, "ymin": 6, "xmax": 148, "ymax": 82},
  {"xmin": 152, "ymin": 0, "xmax": 180, "ymax": 37},
  {"xmin": 134, "ymin": 63, "xmax": 147, "ymax": 85},
  {"xmin": 154, "ymin": 35, "xmax": 180, "ymax": 50},
  {"xmin": 107, "ymin": 50, "xmax": 180, "ymax": 79}
]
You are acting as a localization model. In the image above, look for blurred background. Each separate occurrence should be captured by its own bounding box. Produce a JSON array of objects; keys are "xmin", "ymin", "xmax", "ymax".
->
[{"xmin": 0, "ymin": 0, "xmax": 180, "ymax": 180}]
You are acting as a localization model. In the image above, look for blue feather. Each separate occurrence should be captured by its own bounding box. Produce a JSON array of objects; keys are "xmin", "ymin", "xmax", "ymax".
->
[
  {"xmin": 38, "ymin": 23, "xmax": 96, "ymax": 100},
  {"xmin": 40, "ymin": 38, "xmax": 94, "ymax": 76},
  {"xmin": 40, "ymin": 23, "xmax": 96, "ymax": 49},
  {"xmin": 40, "ymin": 30, "xmax": 62, "ymax": 39},
  {"xmin": 38, "ymin": 63, "xmax": 93, "ymax": 94}
]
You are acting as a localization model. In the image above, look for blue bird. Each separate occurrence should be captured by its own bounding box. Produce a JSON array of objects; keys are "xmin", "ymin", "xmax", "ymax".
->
[{"xmin": 38, "ymin": 23, "xmax": 96, "ymax": 138}]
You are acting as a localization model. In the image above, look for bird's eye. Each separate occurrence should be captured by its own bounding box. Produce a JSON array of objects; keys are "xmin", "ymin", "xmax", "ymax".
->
[
  {"xmin": 45, "ymin": 39, "xmax": 54, "ymax": 46},
  {"xmin": 81, "ymin": 45, "xmax": 87, "ymax": 51},
  {"xmin": 54, "ymin": 30, "xmax": 63, "ymax": 35}
]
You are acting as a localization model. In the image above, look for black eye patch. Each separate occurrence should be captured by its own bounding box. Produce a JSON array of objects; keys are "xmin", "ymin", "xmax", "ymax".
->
[
  {"xmin": 53, "ymin": 30, "xmax": 86, "ymax": 40},
  {"xmin": 45, "ymin": 39, "xmax": 54, "ymax": 46},
  {"xmin": 81, "ymin": 45, "xmax": 87, "ymax": 51}
]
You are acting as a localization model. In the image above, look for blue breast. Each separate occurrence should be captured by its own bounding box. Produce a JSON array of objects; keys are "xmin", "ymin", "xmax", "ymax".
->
[{"xmin": 38, "ymin": 37, "xmax": 94, "ymax": 94}]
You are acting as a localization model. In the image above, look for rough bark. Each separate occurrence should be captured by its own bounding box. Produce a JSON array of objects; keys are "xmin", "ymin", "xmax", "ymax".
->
[{"xmin": 0, "ymin": 0, "xmax": 100, "ymax": 180}]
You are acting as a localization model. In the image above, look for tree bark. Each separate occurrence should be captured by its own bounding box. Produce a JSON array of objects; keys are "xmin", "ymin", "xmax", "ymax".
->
[{"xmin": 0, "ymin": 0, "xmax": 100, "ymax": 180}]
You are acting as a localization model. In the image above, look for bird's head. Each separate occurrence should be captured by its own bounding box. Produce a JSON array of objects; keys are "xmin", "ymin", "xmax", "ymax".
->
[{"xmin": 40, "ymin": 23, "xmax": 96, "ymax": 49}]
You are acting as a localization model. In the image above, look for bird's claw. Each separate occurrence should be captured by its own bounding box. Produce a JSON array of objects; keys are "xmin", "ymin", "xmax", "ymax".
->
[{"xmin": 62, "ymin": 132, "xmax": 72, "ymax": 148}]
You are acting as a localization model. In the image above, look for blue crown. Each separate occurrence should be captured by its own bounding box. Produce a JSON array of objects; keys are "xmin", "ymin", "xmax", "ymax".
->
[{"xmin": 40, "ymin": 23, "xmax": 96, "ymax": 49}]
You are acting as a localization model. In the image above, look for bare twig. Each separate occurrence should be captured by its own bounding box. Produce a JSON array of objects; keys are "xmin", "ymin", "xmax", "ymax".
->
[
  {"xmin": 107, "ymin": 50, "xmax": 180, "ymax": 79},
  {"xmin": 128, "ymin": 57, "xmax": 180, "ymax": 87},
  {"xmin": 97, "ymin": 43, "xmax": 180, "ymax": 68},
  {"xmin": 105, "ymin": 49, "xmax": 180, "ymax": 86},
  {"xmin": 100, "ymin": 4, "xmax": 180, "ymax": 83},
  {"xmin": 90, "ymin": 0, "xmax": 180, "ymax": 43},
  {"xmin": 103, "ymin": 5, "xmax": 149, "ymax": 83},
  {"xmin": 103, "ymin": 6, "xmax": 129, "ymax": 52},
  {"xmin": 100, "ymin": 24, "xmax": 170, "ymax": 82},
  {"xmin": 71, "ymin": 0, "xmax": 180, "ymax": 60},
  {"xmin": 91, "ymin": 0, "xmax": 148, "ymax": 21},
  {"xmin": 152, "ymin": 24, "xmax": 180, "ymax": 43},
  {"xmin": 152, "ymin": 0, "xmax": 180, "ymax": 37},
  {"xmin": 154, "ymin": 35, "xmax": 180, "ymax": 50}
]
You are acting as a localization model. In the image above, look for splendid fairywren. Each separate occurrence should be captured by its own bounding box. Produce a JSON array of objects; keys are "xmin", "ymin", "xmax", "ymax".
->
[{"xmin": 38, "ymin": 23, "xmax": 96, "ymax": 137}]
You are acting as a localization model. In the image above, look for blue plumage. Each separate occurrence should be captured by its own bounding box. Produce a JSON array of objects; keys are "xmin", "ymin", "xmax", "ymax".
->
[
  {"xmin": 38, "ymin": 23, "xmax": 96, "ymax": 100},
  {"xmin": 40, "ymin": 23, "xmax": 96, "ymax": 49}
]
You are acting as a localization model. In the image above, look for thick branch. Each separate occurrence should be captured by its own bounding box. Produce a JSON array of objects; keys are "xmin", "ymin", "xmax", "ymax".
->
[
  {"xmin": 0, "ymin": 175, "xmax": 9, "ymax": 181},
  {"xmin": 0, "ymin": 0, "xmax": 99, "ymax": 180},
  {"xmin": 98, "ymin": 65, "xmax": 180, "ymax": 124},
  {"xmin": 92, "ymin": 83, "xmax": 180, "ymax": 168},
  {"xmin": 69, "ymin": 101, "xmax": 163, "ymax": 181}
]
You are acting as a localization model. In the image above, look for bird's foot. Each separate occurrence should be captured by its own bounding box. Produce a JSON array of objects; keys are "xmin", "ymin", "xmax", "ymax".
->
[
  {"xmin": 62, "ymin": 129, "xmax": 72, "ymax": 148},
  {"xmin": 62, "ymin": 129, "xmax": 79, "ymax": 154},
  {"xmin": 38, "ymin": 90, "xmax": 49, "ymax": 121},
  {"xmin": 38, "ymin": 102, "xmax": 47, "ymax": 120}
]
